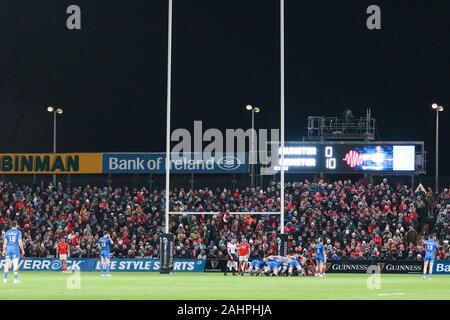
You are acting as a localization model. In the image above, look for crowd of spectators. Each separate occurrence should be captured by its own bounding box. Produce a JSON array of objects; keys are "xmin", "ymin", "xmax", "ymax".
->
[{"xmin": 1, "ymin": 178, "xmax": 450, "ymax": 261}]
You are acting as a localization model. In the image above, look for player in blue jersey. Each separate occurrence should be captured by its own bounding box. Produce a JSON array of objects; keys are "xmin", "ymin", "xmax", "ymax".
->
[
  {"xmin": 2, "ymin": 221, "xmax": 24, "ymax": 284},
  {"xmin": 287, "ymin": 255, "xmax": 304, "ymax": 276},
  {"xmin": 248, "ymin": 259, "xmax": 262, "ymax": 276},
  {"xmin": 278, "ymin": 257, "xmax": 290, "ymax": 276},
  {"xmin": 423, "ymin": 235, "xmax": 438, "ymax": 279},
  {"xmin": 263, "ymin": 256, "xmax": 280, "ymax": 276},
  {"xmin": 314, "ymin": 239, "xmax": 326, "ymax": 277},
  {"xmin": 98, "ymin": 231, "xmax": 113, "ymax": 277}
]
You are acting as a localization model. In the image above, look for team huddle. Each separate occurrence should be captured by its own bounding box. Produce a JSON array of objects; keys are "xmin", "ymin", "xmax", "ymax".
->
[{"xmin": 224, "ymin": 238, "xmax": 327, "ymax": 277}]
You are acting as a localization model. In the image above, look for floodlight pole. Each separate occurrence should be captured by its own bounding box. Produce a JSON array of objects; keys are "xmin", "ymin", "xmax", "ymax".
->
[
  {"xmin": 434, "ymin": 107, "xmax": 440, "ymax": 195},
  {"xmin": 165, "ymin": 0, "xmax": 173, "ymax": 234},
  {"xmin": 280, "ymin": 0, "xmax": 285, "ymax": 233},
  {"xmin": 251, "ymin": 109, "xmax": 255, "ymax": 188},
  {"xmin": 52, "ymin": 111, "xmax": 57, "ymax": 186},
  {"xmin": 47, "ymin": 107, "xmax": 63, "ymax": 186}
]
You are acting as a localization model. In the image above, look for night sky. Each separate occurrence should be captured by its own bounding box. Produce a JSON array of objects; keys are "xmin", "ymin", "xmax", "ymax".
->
[{"xmin": 0, "ymin": 1, "xmax": 449, "ymax": 172}]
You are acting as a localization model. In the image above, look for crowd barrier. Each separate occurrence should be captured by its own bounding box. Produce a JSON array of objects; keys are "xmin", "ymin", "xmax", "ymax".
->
[
  {"xmin": 205, "ymin": 259, "xmax": 442, "ymax": 274},
  {"xmin": 2, "ymin": 258, "xmax": 449, "ymax": 274},
  {"xmin": 434, "ymin": 261, "xmax": 450, "ymax": 275},
  {"xmin": 0, "ymin": 258, "xmax": 206, "ymax": 272},
  {"xmin": 326, "ymin": 259, "xmax": 423, "ymax": 274}
]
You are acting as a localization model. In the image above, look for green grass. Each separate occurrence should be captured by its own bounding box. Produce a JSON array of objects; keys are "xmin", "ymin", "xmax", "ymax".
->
[{"xmin": 1, "ymin": 272, "xmax": 449, "ymax": 300}]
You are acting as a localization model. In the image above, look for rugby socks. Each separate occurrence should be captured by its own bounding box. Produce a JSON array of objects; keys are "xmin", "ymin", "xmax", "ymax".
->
[
  {"xmin": 3, "ymin": 272, "xmax": 7, "ymax": 280},
  {"xmin": 14, "ymin": 271, "xmax": 18, "ymax": 281},
  {"xmin": 106, "ymin": 264, "xmax": 110, "ymax": 274}
]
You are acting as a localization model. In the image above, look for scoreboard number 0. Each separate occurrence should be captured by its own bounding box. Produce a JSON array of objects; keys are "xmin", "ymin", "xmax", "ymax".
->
[{"xmin": 325, "ymin": 146, "xmax": 336, "ymax": 169}]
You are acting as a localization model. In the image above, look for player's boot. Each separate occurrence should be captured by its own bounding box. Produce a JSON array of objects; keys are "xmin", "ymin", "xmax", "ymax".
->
[
  {"xmin": 3, "ymin": 279, "xmax": 6, "ymax": 284},
  {"xmin": 106, "ymin": 273, "xmax": 112, "ymax": 277},
  {"xmin": 13, "ymin": 278, "xmax": 20, "ymax": 284}
]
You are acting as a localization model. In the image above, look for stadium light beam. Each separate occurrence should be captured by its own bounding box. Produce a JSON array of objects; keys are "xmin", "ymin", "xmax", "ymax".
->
[{"xmin": 432, "ymin": 103, "xmax": 444, "ymax": 194}]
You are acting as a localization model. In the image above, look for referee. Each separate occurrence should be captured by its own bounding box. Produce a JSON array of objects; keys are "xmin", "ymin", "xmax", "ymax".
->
[{"xmin": 225, "ymin": 238, "xmax": 238, "ymax": 276}]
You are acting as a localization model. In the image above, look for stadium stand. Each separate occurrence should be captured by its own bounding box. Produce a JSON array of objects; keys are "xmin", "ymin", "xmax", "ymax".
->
[{"xmin": 0, "ymin": 179, "xmax": 449, "ymax": 261}]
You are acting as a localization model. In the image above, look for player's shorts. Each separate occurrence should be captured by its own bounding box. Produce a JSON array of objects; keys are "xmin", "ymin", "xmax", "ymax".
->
[
  {"xmin": 289, "ymin": 260, "xmax": 300, "ymax": 269},
  {"xmin": 59, "ymin": 254, "xmax": 68, "ymax": 260},
  {"xmin": 424, "ymin": 255, "xmax": 435, "ymax": 263},
  {"xmin": 100, "ymin": 252, "xmax": 110, "ymax": 260},
  {"xmin": 268, "ymin": 261, "xmax": 278, "ymax": 271},
  {"xmin": 315, "ymin": 256, "xmax": 324, "ymax": 264},
  {"xmin": 5, "ymin": 248, "xmax": 19, "ymax": 260},
  {"xmin": 239, "ymin": 255, "xmax": 249, "ymax": 262},
  {"xmin": 251, "ymin": 260, "xmax": 261, "ymax": 269},
  {"xmin": 228, "ymin": 253, "xmax": 238, "ymax": 261}
]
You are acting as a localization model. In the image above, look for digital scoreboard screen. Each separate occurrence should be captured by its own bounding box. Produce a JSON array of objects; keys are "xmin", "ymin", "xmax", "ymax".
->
[{"xmin": 273, "ymin": 144, "xmax": 416, "ymax": 173}]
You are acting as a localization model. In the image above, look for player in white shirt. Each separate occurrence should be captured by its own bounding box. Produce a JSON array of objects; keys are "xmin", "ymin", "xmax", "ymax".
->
[{"xmin": 225, "ymin": 238, "xmax": 238, "ymax": 276}]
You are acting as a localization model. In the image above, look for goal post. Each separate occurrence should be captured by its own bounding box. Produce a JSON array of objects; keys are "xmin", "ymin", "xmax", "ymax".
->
[
  {"xmin": 160, "ymin": 0, "xmax": 174, "ymax": 275},
  {"xmin": 159, "ymin": 233, "xmax": 175, "ymax": 274},
  {"xmin": 167, "ymin": 211, "xmax": 284, "ymax": 259}
]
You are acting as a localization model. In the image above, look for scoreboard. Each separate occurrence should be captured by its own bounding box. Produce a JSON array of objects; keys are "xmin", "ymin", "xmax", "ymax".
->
[{"xmin": 272, "ymin": 142, "xmax": 424, "ymax": 173}]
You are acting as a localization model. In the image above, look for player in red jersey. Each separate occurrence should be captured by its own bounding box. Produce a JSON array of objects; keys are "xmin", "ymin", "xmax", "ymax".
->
[
  {"xmin": 56, "ymin": 238, "xmax": 70, "ymax": 272},
  {"xmin": 237, "ymin": 239, "xmax": 250, "ymax": 275}
]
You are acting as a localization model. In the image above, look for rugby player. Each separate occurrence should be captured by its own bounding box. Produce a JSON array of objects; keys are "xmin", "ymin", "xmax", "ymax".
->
[
  {"xmin": 287, "ymin": 255, "xmax": 304, "ymax": 276},
  {"xmin": 314, "ymin": 238, "xmax": 326, "ymax": 277},
  {"xmin": 225, "ymin": 238, "xmax": 238, "ymax": 276},
  {"xmin": 263, "ymin": 256, "xmax": 280, "ymax": 276},
  {"xmin": 98, "ymin": 231, "xmax": 113, "ymax": 277},
  {"xmin": 237, "ymin": 238, "xmax": 250, "ymax": 275},
  {"xmin": 56, "ymin": 237, "xmax": 70, "ymax": 272},
  {"xmin": 248, "ymin": 258, "xmax": 264, "ymax": 276},
  {"xmin": 2, "ymin": 221, "xmax": 24, "ymax": 284},
  {"xmin": 423, "ymin": 235, "xmax": 438, "ymax": 279}
]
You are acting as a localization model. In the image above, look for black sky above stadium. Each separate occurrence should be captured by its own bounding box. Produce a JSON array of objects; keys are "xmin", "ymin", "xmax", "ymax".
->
[{"xmin": 0, "ymin": 1, "xmax": 449, "ymax": 172}]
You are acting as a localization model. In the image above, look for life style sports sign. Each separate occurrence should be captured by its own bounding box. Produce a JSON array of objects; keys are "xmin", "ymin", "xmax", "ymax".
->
[
  {"xmin": 0, "ymin": 153, "xmax": 248, "ymax": 174},
  {"xmin": 0, "ymin": 258, "xmax": 206, "ymax": 272}
]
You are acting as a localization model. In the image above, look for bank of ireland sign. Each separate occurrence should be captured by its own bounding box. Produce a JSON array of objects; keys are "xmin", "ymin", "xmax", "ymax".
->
[{"xmin": 102, "ymin": 153, "xmax": 248, "ymax": 174}]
